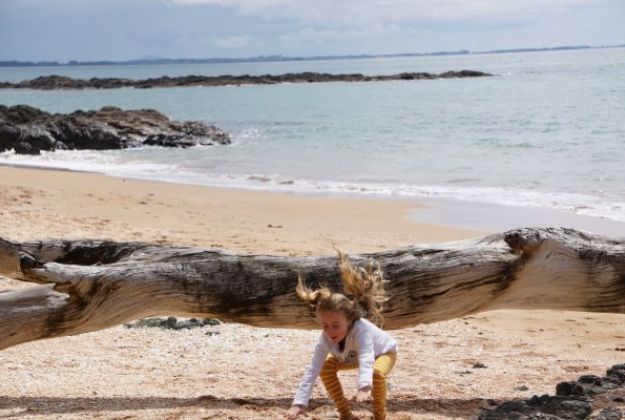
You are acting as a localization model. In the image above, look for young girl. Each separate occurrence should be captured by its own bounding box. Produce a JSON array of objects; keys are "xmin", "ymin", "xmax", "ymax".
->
[{"xmin": 286, "ymin": 253, "xmax": 398, "ymax": 420}]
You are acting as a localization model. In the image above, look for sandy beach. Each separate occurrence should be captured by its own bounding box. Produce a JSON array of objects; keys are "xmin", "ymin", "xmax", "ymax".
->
[{"xmin": 1, "ymin": 165, "xmax": 624, "ymax": 420}]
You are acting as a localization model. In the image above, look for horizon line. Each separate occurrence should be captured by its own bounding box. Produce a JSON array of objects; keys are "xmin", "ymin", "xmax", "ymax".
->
[{"xmin": 1, "ymin": 42, "xmax": 624, "ymax": 68}]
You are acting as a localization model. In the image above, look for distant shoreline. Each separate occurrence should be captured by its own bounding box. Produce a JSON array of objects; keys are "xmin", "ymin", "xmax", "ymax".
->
[
  {"xmin": 0, "ymin": 70, "xmax": 491, "ymax": 90},
  {"xmin": 1, "ymin": 43, "xmax": 623, "ymax": 68}
]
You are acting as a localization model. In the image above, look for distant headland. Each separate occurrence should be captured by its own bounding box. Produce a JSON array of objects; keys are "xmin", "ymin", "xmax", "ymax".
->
[
  {"xmin": 0, "ymin": 70, "xmax": 492, "ymax": 90},
  {"xmin": 1, "ymin": 44, "xmax": 623, "ymax": 68}
]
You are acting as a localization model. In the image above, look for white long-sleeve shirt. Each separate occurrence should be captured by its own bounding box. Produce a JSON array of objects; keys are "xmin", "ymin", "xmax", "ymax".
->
[{"xmin": 292, "ymin": 318, "xmax": 398, "ymax": 407}]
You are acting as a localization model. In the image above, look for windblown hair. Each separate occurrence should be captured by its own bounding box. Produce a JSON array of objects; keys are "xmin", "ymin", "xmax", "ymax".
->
[{"xmin": 296, "ymin": 251, "xmax": 388, "ymax": 325}]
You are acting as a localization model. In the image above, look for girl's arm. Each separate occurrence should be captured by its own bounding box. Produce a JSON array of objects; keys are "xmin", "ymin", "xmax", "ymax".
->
[
  {"xmin": 292, "ymin": 335, "xmax": 330, "ymax": 407},
  {"xmin": 355, "ymin": 328, "xmax": 375, "ymax": 391}
]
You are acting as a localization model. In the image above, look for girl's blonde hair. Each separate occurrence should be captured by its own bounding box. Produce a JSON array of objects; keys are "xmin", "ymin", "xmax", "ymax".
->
[{"xmin": 296, "ymin": 251, "xmax": 388, "ymax": 325}]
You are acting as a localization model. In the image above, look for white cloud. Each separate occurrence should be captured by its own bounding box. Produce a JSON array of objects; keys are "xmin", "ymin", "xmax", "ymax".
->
[
  {"xmin": 210, "ymin": 34, "xmax": 254, "ymax": 48},
  {"xmin": 279, "ymin": 24, "xmax": 410, "ymax": 46},
  {"xmin": 164, "ymin": 0, "xmax": 598, "ymax": 24}
]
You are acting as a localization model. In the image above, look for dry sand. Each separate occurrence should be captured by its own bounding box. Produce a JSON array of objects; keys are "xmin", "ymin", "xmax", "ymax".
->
[{"xmin": 1, "ymin": 165, "xmax": 624, "ymax": 420}]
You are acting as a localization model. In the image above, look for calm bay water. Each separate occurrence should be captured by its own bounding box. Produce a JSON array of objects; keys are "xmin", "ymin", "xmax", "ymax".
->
[{"xmin": 1, "ymin": 48, "xmax": 624, "ymax": 227}]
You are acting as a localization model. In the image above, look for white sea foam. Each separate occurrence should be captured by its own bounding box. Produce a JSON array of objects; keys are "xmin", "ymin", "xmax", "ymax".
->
[
  {"xmin": 2, "ymin": 149, "xmax": 622, "ymax": 224},
  {"xmin": 207, "ymin": 176, "xmax": 625, "ymax": 223}
]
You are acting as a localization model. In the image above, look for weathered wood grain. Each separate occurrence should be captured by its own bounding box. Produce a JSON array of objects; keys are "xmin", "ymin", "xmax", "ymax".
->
[{"xmin": 0, "ymin": 228, "xmax": 623, "ymax": 351}]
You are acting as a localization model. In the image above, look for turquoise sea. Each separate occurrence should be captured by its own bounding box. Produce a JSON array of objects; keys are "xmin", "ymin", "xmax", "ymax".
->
[{"xmin": 1, "ymin": 48, "xmax": 624, "ymax": 234}]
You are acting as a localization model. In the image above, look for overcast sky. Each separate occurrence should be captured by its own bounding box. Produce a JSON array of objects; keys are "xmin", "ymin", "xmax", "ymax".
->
[{"xmin": 1, "ymin": 0, "xmax": 624, "ymax": 62}]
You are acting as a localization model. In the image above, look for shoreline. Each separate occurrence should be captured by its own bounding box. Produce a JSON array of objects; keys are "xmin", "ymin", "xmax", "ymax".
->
[
  {"xmin": 0, "ymin": 165, "xmax": 484, "ymax": 255},
  {"xmin": 3, "ymin": 161, "xmax": 623, "ymax": 241},
  {"xmin": 414, "ymin": 196, "xmax": 625, "ymax": 239}
]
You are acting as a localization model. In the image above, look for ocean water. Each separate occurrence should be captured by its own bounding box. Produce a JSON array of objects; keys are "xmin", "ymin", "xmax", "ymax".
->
[{"xmin": 1, "ymin": 48, "xmax": 624, "ymax": 233}]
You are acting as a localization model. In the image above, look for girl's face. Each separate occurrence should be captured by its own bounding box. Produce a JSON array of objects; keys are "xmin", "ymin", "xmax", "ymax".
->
[{"xmin": 318, "ymin": 310, "xmax": 351, "ymax": 344}]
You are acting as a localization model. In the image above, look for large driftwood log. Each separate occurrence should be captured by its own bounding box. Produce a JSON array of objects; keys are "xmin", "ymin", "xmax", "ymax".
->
[{"xmin": 0, "ymin": 227, "xmax": 624, "ymax": 351}]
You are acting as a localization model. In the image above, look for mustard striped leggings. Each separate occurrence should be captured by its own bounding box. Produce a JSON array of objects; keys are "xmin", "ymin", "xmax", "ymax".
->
[{"xmin": 319, "ymin": 352, "xmax": 397, "ymax": 420}]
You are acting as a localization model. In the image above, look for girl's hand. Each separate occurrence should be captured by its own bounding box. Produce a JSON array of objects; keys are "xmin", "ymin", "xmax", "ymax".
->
[
  {"xmin": 354, "ymin": 386, "xmax": 371, "ymax": 402},
  {"xmin": 285, "ymin": 405, "xmax": 307, "ymax": 419}
]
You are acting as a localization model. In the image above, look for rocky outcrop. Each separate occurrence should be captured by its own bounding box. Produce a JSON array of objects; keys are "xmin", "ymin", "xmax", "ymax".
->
[
  {"xmin": 0, "ymin": 105, "xmax": 230, "ymax": 155},
  {"xmin": 124, "ymin": 317, "xmax": 221, "ymax": 330},
  {"xmin": 0, "ymin": 70, "xmax": 492, "ymax": 90},
  {"xmin": 479, "ymin": 364, "xmax": 625, "ymax": 420}
]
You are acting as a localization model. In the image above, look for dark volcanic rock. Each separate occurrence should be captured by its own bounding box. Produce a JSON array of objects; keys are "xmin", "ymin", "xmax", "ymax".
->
[
  {"xmin": 124, "ymin": 317, "xmax": 221, "ymax": 330},
  {"xmin": 144, "ymin": 121, "xmax": 230, "ymax": 147},
  {"xmin": 479, "ymin": 364, "xmax": 625, "ymax": 420},
  {"xmin": 0, "ymin": 105, "xmax": 230, "ymax": 154},
  {"xmin": 0, "ymin": 70, "xmax": 492, "ymax": 90},
  {"xmin": 595, "ymin": 407, "xmax": 624, "ymax": 420},
  {"xmin": 479, "ymin": 394, "xmax": 592, "ymax": 420}
]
